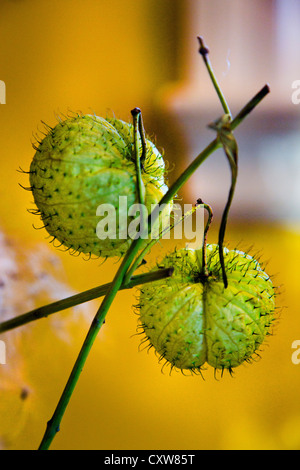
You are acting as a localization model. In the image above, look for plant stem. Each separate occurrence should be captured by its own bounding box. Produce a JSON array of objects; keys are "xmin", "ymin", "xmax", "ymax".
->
[
  {"xmin": 24, "ymin": 86, "xmax": 269, "ymax": 339},
  {"xmin": 131, "ymin": 107, "xmax": 146, "ymax": 207},
  {"xmin": 131, "ymin": 107, "xmax": 148, "ymax": 247},
  {"xmin": 218, "ymin": 162, "xmax": 237, "ymax": 287},
  {"xmin": 196, "ymin": 200, "xmax": 213, "ymax": 278},
  {"xmin": 151, "ymin": 85, "xmax": 269, "ymax": 216},
  {"xmin": 198, "ymin": 36, "xmax": 232, "ymax": 117},
  {"xmin": 0, "ymin": 268, "xmax": 174, "ymax": 334},
  {"xmin": 124, "ymin": 85, "xmax": 269, "ymax": 287},
  {"xmin": 208, "ymin": 114, "xmax": 239, "ymax": 288},
  {"xmin": 231, "ymin": 84, "xmax": 270, "ymax": 130},
  {"xmin": 38, "ymin": 85, "xmax": 269, "ymax": 450},
  {"xmin": 38, "ymin": 235, "xmax": 145, "ymax": 450},
  {"xmin": 38, "ymin": 142, "xmax": 217, "ymax": 450},
  {"xmin": 137, "ymin": 108, "xmax": 147, "ymax": 168},
  {"xmin": 124, "ymin": 199, "xmax": 203, "ymax": 284}
]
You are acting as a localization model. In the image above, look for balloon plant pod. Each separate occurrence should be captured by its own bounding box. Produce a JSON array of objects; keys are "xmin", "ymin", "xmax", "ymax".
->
[
  {"xmin": 0, "ymin": 37, "xmax": 277, "ymax": 449},
  {"xmin": 27, "ymin": 111, "xmax": 171, "ymax": 258},
  {"xmin": 138, "ymin": 238, "xmax": 276, "ymax": 375}
]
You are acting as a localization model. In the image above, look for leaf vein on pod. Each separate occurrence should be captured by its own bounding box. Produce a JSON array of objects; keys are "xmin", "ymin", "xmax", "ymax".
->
[{"xmin": 155, "ymin": 285, "xmax": 203, "ymax": 346}]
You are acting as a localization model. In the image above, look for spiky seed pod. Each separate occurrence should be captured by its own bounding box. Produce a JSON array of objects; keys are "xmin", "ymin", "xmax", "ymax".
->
[
  {"xmin": 138, "ymin": 244, "xmax": 276, "ymax": 374},
  {"xmin": 29, "ymin": 114, "xmax": 170, "ymax": 258}
]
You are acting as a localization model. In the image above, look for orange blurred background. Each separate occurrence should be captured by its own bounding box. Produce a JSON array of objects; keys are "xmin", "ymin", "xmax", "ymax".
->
[{"xmin": 0, "ymin": 0, "xmax": 300, "ymax": 450}]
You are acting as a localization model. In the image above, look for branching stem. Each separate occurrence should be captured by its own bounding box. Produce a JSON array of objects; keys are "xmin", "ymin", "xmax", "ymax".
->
[
  {"xmin": 0, "ymin": 268, "xmax": 174, "ymax": 334},
  {"xmin": 195, "ymin": 199, "xmax": 213, "ymax": 278},
  {"xmin": 32, "ymin": 34, "xmax": 271, "ymax": 450},
  {"xmin": 38, "ymin": 82, "xmax": 269, "ymax": 450}
]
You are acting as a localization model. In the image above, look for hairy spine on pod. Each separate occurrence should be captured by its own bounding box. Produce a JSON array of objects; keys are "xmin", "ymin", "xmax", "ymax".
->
[
  {"xmin": 27, "ymin": 113, "xmax": 170, "ymax": 259},
  {"xmin": 138, "ymin": 244, "xmax": 277, "ymax": 376}
]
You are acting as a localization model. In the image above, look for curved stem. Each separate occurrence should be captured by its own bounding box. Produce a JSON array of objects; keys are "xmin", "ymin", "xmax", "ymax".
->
[
  {"xmin": 121, "ymin": 86, "xmax": 270, "ymax": 286},
  {"xmin": 131, "ymin": 107, "xmax": 145, "ymax": 207},
  {"xmin": 196, "ymin": 200, "xmax": 213, "ymax": 278},
  {"xmin": 131, "ymin": 107, "xmax": 147, "ymax": 244},
  {"xmin": 137, "ymin": 109, "xmax": 147, "ymax": 168},
  {"xmin": 150, "ymin": 85, "xmax": 269, "ymax": 216},
  {"xmin": 218, "ymin": 164, "xmax": 237, "ymax": 288},
  {"xmin": 209, "ymin": 114, "xmax": 238, "ymax": 289}
]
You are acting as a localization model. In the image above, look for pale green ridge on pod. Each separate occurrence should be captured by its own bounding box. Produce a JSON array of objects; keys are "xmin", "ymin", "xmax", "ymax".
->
[
  {"xmin": 29, "ymin": 114, "xmax": 170, "ymax": 257},
  {"xmin": 138, "ymin": 244, "xmax": 276, "ymax": 373}
]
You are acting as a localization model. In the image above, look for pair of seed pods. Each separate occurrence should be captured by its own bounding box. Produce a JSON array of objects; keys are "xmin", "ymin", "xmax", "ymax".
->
[{"xmin": 29, "ymin": 113, "xmax": 276, "ymax": 376}]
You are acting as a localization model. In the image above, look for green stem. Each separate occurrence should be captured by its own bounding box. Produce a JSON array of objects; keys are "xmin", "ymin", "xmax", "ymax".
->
[
  {"xmin": 218, "ymin": 161, "xmax": 238, "ymax": 288},
  {"xmin": 124, "ymin": 142, "xmax": 217, "ymax": 284},
  {"xmin": 124, "ymin": 202, "xmax": 198, "ymax": 283},
  {"xmin": 197, "ymin": 200, "xmax": 213, "ymax": 278},
  {"xmin": 231, "ymin": 84, "xmax": 270, "ymax": 130},
  {"xmin": 39, "ymin": 107, "xmax": 153, "ymax": 450},
  {"xmin": 131, "ymin": 107, "xmax": 147, "ymax": 246},
  {"xmin": 0, "ymin": 268, "xmax": 174, "ymax": 334},
  {"xmin": 38, "ymin": 141, "xmax": 217, "ymax": 450},
  {"xmin": 131, "ymin": 107, "xmax": 145, "ymax": 207},
  {"xmin": 150, "ymin": 85, "xmax": 269, "ymax": 216},
  {"xmin": 198, "ymin": 36, "xmax": 232, "ymax": 117},
  {"xmin": 38, "ymin": 85, "xmax": 269, "ymax": 450},
  {"xmin": 123, "ymin": 239, "xmax": 156, "ymax": 285},
  {"xmin": 38, "ymin": 236, "xmax": 145, "ymax": 450},
  {"xmin": 119, "ymin": 86, "xmax": 270, "ymax": 295},
  {"xmin": 208, "ymin": 113, "xmax": 239, "ymax": 289},
  {"xmin": 137, "ymin": 109, "xmax": 147, "ymax": 168}
]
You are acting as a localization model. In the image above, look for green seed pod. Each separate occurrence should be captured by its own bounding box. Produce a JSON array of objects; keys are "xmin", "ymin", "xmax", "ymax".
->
[
  {"xmin": 29, "ymin": 114, "xmax": 169, "ymax": 257},
  {"xmin": 138, "ymin": 244, "xmax": 276, "ymax": 374}
]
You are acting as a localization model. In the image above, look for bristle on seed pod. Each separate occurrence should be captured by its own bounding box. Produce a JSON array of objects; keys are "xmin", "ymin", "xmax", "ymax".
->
[
  {"xmin": 138, "ymin": 244, "xmax": 276, "ymax": 375},
  {"xmin": 28, "ymin": 114, "xmax": 171, "ymax": 258}
]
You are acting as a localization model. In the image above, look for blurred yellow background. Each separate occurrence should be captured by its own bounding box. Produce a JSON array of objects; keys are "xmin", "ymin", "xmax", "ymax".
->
[{"xmin": 0, "ymin": 0, "xmax": 300, "ymax": 450}]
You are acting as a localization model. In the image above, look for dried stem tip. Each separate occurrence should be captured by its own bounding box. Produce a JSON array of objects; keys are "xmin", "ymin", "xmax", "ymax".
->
[
  {"xmin": 197, "ymin": 36, "xmax": 209, "ymax": 57},
  {"xmin": 131, "ymin": 107, "xmax": 141, "ymax": 117}
]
